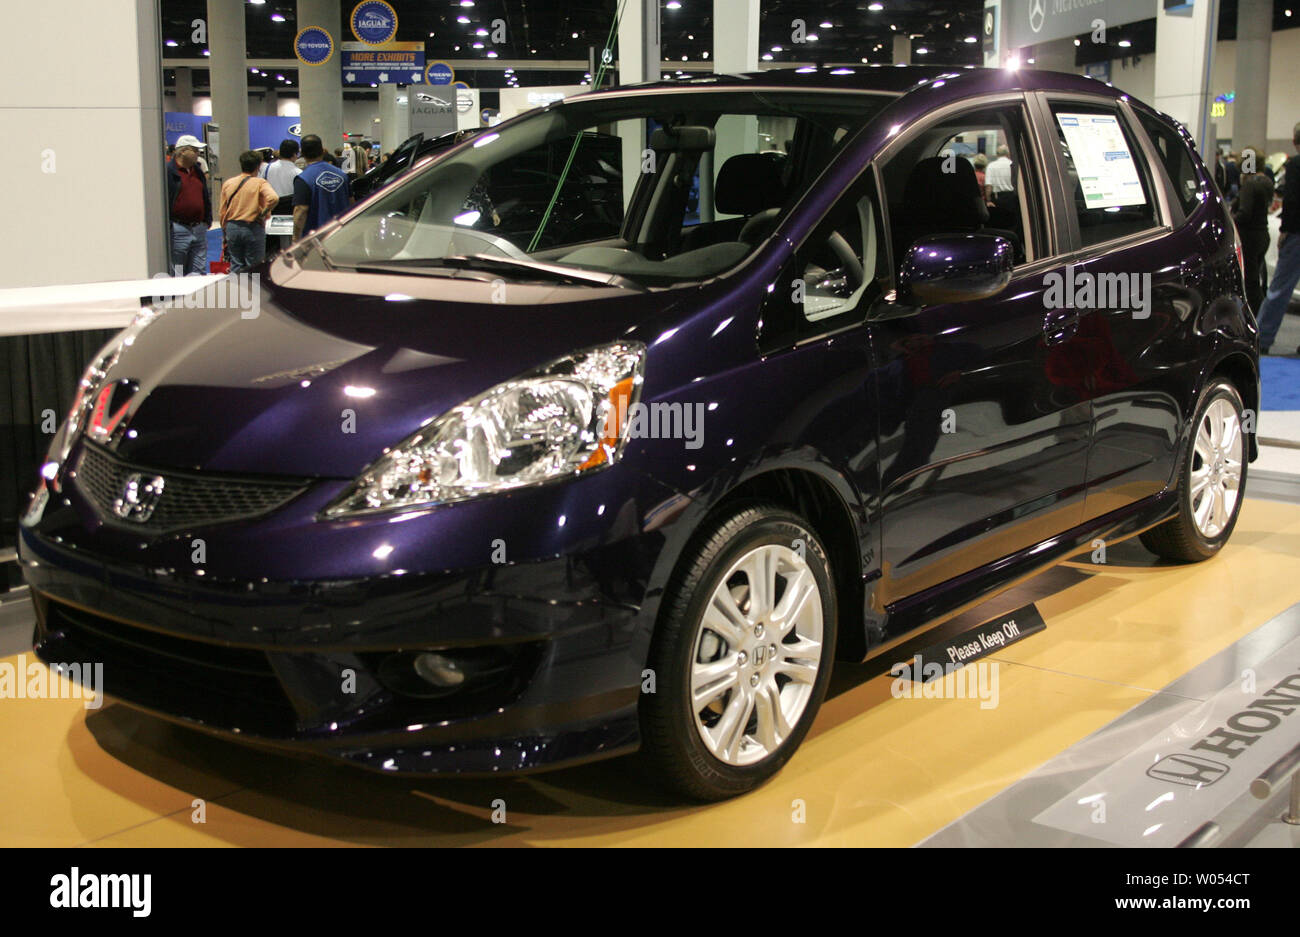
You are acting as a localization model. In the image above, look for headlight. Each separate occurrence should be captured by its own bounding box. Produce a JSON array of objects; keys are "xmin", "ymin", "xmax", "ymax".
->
[
  {"xmin": 323, "ymin": 341, "xmax": 645, "ymax": 518},
  {"xmin": 59, "ymin": 308, "xmax": 161, "ymax": 459}
]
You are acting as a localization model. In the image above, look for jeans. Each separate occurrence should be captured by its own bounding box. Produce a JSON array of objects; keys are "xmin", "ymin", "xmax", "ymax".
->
[
  {"xmin": 1257, "ymin": 232, "xmax": 1300, "ymax": 350},
  {"xmin": 170, "ymin": 221, "xmax": 209, "ymax": 276},
  {"xmin": 224, "ymin": 220, "xmax": 265, "ymax": 273}
]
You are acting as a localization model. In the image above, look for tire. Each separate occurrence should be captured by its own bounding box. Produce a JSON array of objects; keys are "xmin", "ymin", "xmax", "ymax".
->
[
  {"xmin": 1140, "ymin": 380, "xmax": 1248, "ymax": 562},
  {"xmin": 639, "ymin": 503, "xmax": 838, "ymax": 801}
]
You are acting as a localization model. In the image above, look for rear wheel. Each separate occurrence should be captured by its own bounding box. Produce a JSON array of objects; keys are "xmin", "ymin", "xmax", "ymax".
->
[
  {"xmin": 1141, "ymin": 381, "xmax": 1247, "ymax": 562},
  {"xmin": 640, "ymin": 503, "xmax": 837, "ymax": 801}
]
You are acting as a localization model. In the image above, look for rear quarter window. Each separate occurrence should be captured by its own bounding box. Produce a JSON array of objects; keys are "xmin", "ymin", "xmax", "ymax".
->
[{"xmin": 1135, "ymin": 111, "xmax": 1203, "ymax": 218}]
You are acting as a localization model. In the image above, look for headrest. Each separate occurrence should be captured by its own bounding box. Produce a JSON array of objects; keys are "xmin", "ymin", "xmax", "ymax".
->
[
  {"xmin": 715, "ymin": 152, "xmax": 786, "ymax": 216},
  {"xmin": 902, "ymin": 155, "xmax": 988, "ymax": 230}
]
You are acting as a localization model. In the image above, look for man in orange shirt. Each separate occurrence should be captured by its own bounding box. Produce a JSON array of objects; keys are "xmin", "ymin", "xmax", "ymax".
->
[{"xmin": 219, "ymin": 150, "xmax": 280, "ymax": 272}]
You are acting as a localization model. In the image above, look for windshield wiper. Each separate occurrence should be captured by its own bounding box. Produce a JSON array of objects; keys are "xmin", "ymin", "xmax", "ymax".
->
[{"xmin": 356, "ymin": 253, "xmax": 645, "ymax": 291}]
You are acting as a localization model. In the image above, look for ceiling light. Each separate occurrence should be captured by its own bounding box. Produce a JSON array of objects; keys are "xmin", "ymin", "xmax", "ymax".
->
[
  {"xmin": 868, "ymin": 2, "xmax": 884, "ymax": 10},
  {"xmin": 771, "ymin": 45, "xmax": 782, "ymax": 52},
  {"xmin": 1074, "ymin": 38, "xmax": 1081, "ymax": 46},
  {"xmin": 916, "ymin": 47, "xmax": 928, "ymax": 54},
  {"xmin": 820, "ymin": 21, "xmax": 832, "ymax": 29},
  {"xmin": 667, "ymin": 0, "xmax": 682, "ymax": 8},
  {"xmin": 476, "ymin": 28, "xmax": 488, "ymax": 36},
  {"xmin": 571, "ymin": 32, "xmax": 579, "ymax": 38},
  {"xmin": 472, "ymin": 42, "xmax": 484, "ymax": 49},
  {"xmin": 486, "ymin": 50, "xmax": 498, "ymax": 57},
  {"xmin": 165, "ymin": 39, "xmax": 178, "ymax": 47},
  {"xmin": 271, "ymin": 13, "xmax": 285, "ymax": 22},
  {"xmin": 761, "ymin": 53, "xmax": 773, "ymax": 61},
  {"xmin": 461, "ymin": 0, "xmax": 475, "ymax": 6},
  {"xmin": 963, "ymin": 36, "xmax": 977, "ymax": 43},
  {"xmin": 806, "ymin": 33, "xmax": 819, "ymax": 41},
  {"xmin": 1118, "ymin": 39, "xmax": 1131, "ymax": 47},
  {"xmin": 457, "ymin": 15, "xmax": 470, "ymax": 24},
  {"xmin": 247, "ymin": 0, "xmax": 264, "ymax": 5}
]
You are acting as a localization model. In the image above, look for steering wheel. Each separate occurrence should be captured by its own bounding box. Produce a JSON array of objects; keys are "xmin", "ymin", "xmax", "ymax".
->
[{"xmin": 826, "ymin": 231, "xmax": 865, "ymax": 289}]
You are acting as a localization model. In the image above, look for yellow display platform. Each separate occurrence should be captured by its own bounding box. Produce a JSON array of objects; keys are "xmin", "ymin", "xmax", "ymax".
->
[{"xmin": 3, "ymin": 498, "xmax": 1299, "ymax": 848}]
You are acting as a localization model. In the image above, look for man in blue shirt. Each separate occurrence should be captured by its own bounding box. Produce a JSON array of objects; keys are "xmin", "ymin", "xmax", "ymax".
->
[{"xmin": 292, "ymin": 134, "xmax": 350, "ymax": 239}]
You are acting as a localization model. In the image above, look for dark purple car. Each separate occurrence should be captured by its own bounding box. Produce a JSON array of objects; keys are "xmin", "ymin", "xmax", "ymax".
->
[{"xmin": 20, "ymin": 67, "xmax": 1258, "ymax": 800}]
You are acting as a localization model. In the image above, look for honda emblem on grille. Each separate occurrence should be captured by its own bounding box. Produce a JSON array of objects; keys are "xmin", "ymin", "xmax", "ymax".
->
[{"xmin": 112, "ymin": 473, "xmax": 165, "ymax": 523}]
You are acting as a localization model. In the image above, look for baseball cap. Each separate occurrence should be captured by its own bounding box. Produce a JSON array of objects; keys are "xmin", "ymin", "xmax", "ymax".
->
[{"xmin": 174, "ymin": 134, "xmax": 206, "ymax": 149}]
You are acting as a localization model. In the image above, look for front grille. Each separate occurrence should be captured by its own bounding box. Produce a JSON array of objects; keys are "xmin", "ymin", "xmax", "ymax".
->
[
  {"xmin": 37, "ymin": 600, "xmax": 299, "ymax": 736},
  {"xmin": 75, "ymin": 442, "xmax": 307, "ymax": 533}
]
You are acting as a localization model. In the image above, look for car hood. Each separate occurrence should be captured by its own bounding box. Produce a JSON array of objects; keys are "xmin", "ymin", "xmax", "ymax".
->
[{"xmin": 96, "ymin": 262, "xmax": 685, "ymax": 478}]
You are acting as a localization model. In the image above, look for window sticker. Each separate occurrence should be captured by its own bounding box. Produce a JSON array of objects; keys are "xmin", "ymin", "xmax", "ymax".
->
[{"xmin": 1055, "ymin": 113, "xmax": 1146, "ymax": 209}]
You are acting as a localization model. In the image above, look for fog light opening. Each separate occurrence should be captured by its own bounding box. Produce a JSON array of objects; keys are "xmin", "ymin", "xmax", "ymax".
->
[{"xmin": 413, "ymin": 652, "xmax": 466, "ymax": 689}]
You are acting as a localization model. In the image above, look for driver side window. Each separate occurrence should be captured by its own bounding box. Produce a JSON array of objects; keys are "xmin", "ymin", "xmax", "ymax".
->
[
  {"xmin": 761, "ymin": 176, "xmax": 884, "ymax": 348},
  {"xmin": 877, "ymin": 100, "xmax": 1045, "ymax": 285}
]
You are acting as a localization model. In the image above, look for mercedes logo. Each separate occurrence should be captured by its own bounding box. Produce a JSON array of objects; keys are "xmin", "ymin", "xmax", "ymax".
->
[{"xmin": 1029, "ymin": 0, "xmax": 1046, "ymax": 33}]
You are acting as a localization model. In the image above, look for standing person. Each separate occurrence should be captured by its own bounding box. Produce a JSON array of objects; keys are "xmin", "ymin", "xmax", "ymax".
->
[
  {"xmin": 1234, "ymin": 146, "xmax": 1274, "ymax": 315},
  {"xmin": 265, "ymin": 138, "xmax": 301, "ymax": 196},
  {"xmin": 1257, "ymin": 123, "xmax": 1300, "ymax": 355},
  {"xmin": 1225, "ymin": 152, "xmax": 1242, "ymax": 200},
  {"xmin": 972, "ymin": 153, "xmax": 991, "ymax": 206},
  {"xmin": 353, "ymin": 138, "xmax": 370, "ymax": 181},
  {"xmin": 263, "ymin": 139, "xmax": 302, "ymax": 257},
  {"xmin": 293, "ymin": 134, "xmax": 351, "ymax": 239},
  {"xmin": 985, "ymin": 144, "xmax": 1014, "ymax": 194},
  {"xmin": 165, "ymin": 134, "xmax": 212, "ymax": 275},
  {"xmin": 219, "ymin": 150, "xmax": 279, "ymax": 273},
  {"xmin": 340, "ymin": 140, "xmax": 357, "ymax": 182}
]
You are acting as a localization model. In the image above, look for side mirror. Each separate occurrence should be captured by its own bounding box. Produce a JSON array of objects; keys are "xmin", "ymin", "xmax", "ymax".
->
[{"xmin": 898, "ymin": 234, "xmax": 1013, "ymax": 305}]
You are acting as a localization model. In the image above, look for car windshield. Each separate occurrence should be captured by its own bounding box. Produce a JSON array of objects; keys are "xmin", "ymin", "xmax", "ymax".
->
[{"xmin": 319, "ymin": 89, "xmax": 892, "ymax": 288}]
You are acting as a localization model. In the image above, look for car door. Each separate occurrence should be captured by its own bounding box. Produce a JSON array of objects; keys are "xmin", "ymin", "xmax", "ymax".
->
[
  {"xmin": 868, "ymin": 95, "xmax": 1091, "ymax": 607},
  {"xmin": 1035, "ymin": 94, "xmax": 1190, "ymax": 521}
]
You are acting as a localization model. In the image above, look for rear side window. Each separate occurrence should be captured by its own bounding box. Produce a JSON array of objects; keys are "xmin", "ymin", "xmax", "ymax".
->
[
  {"xmin": 1048, "ymin": 102, "xmax": 1158, "ymax": 247},
  {"xmin": 1136, "ymin": 111, "xmax": 1203, "ymax": 217}
]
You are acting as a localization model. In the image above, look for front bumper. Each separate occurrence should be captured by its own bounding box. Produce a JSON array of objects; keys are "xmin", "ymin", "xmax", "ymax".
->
[{"xmin": 17, "ymin": 452, "xmax": 690, "ymax": 776}]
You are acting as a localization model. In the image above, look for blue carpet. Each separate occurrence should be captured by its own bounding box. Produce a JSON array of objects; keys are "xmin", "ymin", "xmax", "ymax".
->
[{"xmin": 1261, "ymin": 356, "xmax": 1300, "ymax": 410}]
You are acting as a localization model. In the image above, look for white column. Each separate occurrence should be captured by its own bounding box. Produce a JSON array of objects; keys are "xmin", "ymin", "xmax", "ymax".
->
[
  {"xmin": 1, "ymin": 0, "xmax": 167, "ymax": 286},
  {"xmin": 298, "ymin": 0, "xmax": 343, "ymax": 151},
  {"xmin": 1235, "ymin": 0, "xmax": 1271, "ymax": 150},
  {"xmin": 378, "ymin": 83, "xmax": 408, "ymax": 150},
  {"xmin": 617, "ymin": 0, "xmax": 660, "ymax": 214},
  {"xmin": 1154, "ymin": 0, "xmax": 1220, "ymax": 154},
  {"xmin": 713, "ymin": 0, "xmax": 758, "ymax": 73},
  {"xmin": 892, "ymin": 34, "xmax": 911, "ymax": 66},
  {"xmin": 207, "ymin": 0, "xmax": 249, "ymax": 189},
  {"xmin": 174, "ymin": 66, "xmax": 193, "ymax": 113}
]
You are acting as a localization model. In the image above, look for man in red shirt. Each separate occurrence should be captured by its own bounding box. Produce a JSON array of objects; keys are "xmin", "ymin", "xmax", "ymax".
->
[{"xmin": 165, "ymin": 134, "xmax": 213, "ymax": 275}]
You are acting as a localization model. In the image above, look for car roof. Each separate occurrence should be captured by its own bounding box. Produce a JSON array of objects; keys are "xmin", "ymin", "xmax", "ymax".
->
[{"xmin": 568, "ymin": 65, "xmax": 1128, "ymax": 105}]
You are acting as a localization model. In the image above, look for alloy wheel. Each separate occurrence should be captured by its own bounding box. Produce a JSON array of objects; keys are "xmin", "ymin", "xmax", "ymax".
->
[
  {"xmin": 690, "ymin": 543, "xmax": 823, "ymax": 767},
  {"xmin": 1189, "ymin": 396, "xmax": 1243, "ymax": 539}
]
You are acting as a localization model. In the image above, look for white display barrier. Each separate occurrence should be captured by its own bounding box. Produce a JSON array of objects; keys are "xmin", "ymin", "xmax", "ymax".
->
[{"xmin": 0, "ymin": 276, "xmax": 224, "ymax": 337}]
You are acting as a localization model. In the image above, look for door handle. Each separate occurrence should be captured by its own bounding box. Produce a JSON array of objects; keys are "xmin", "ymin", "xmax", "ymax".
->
[{"xmin": 1043, "ymin": 307, "xmax": 1081, "ymax": 345}]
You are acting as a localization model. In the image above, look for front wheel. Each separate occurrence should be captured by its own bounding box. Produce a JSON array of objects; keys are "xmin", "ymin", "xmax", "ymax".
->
[
  {"xmin": 1141, "ymin": 380, "xmax": 1247, "ymax": 562},
  {"xmin": 640, "ymin": 503, "xmax": 837, "ymax": 801}
]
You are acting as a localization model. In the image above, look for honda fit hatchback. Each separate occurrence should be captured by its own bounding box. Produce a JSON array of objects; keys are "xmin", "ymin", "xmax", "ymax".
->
[{"xmin": 20, "ymin": 67, "xmax": 1258, "ymax": 800}]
